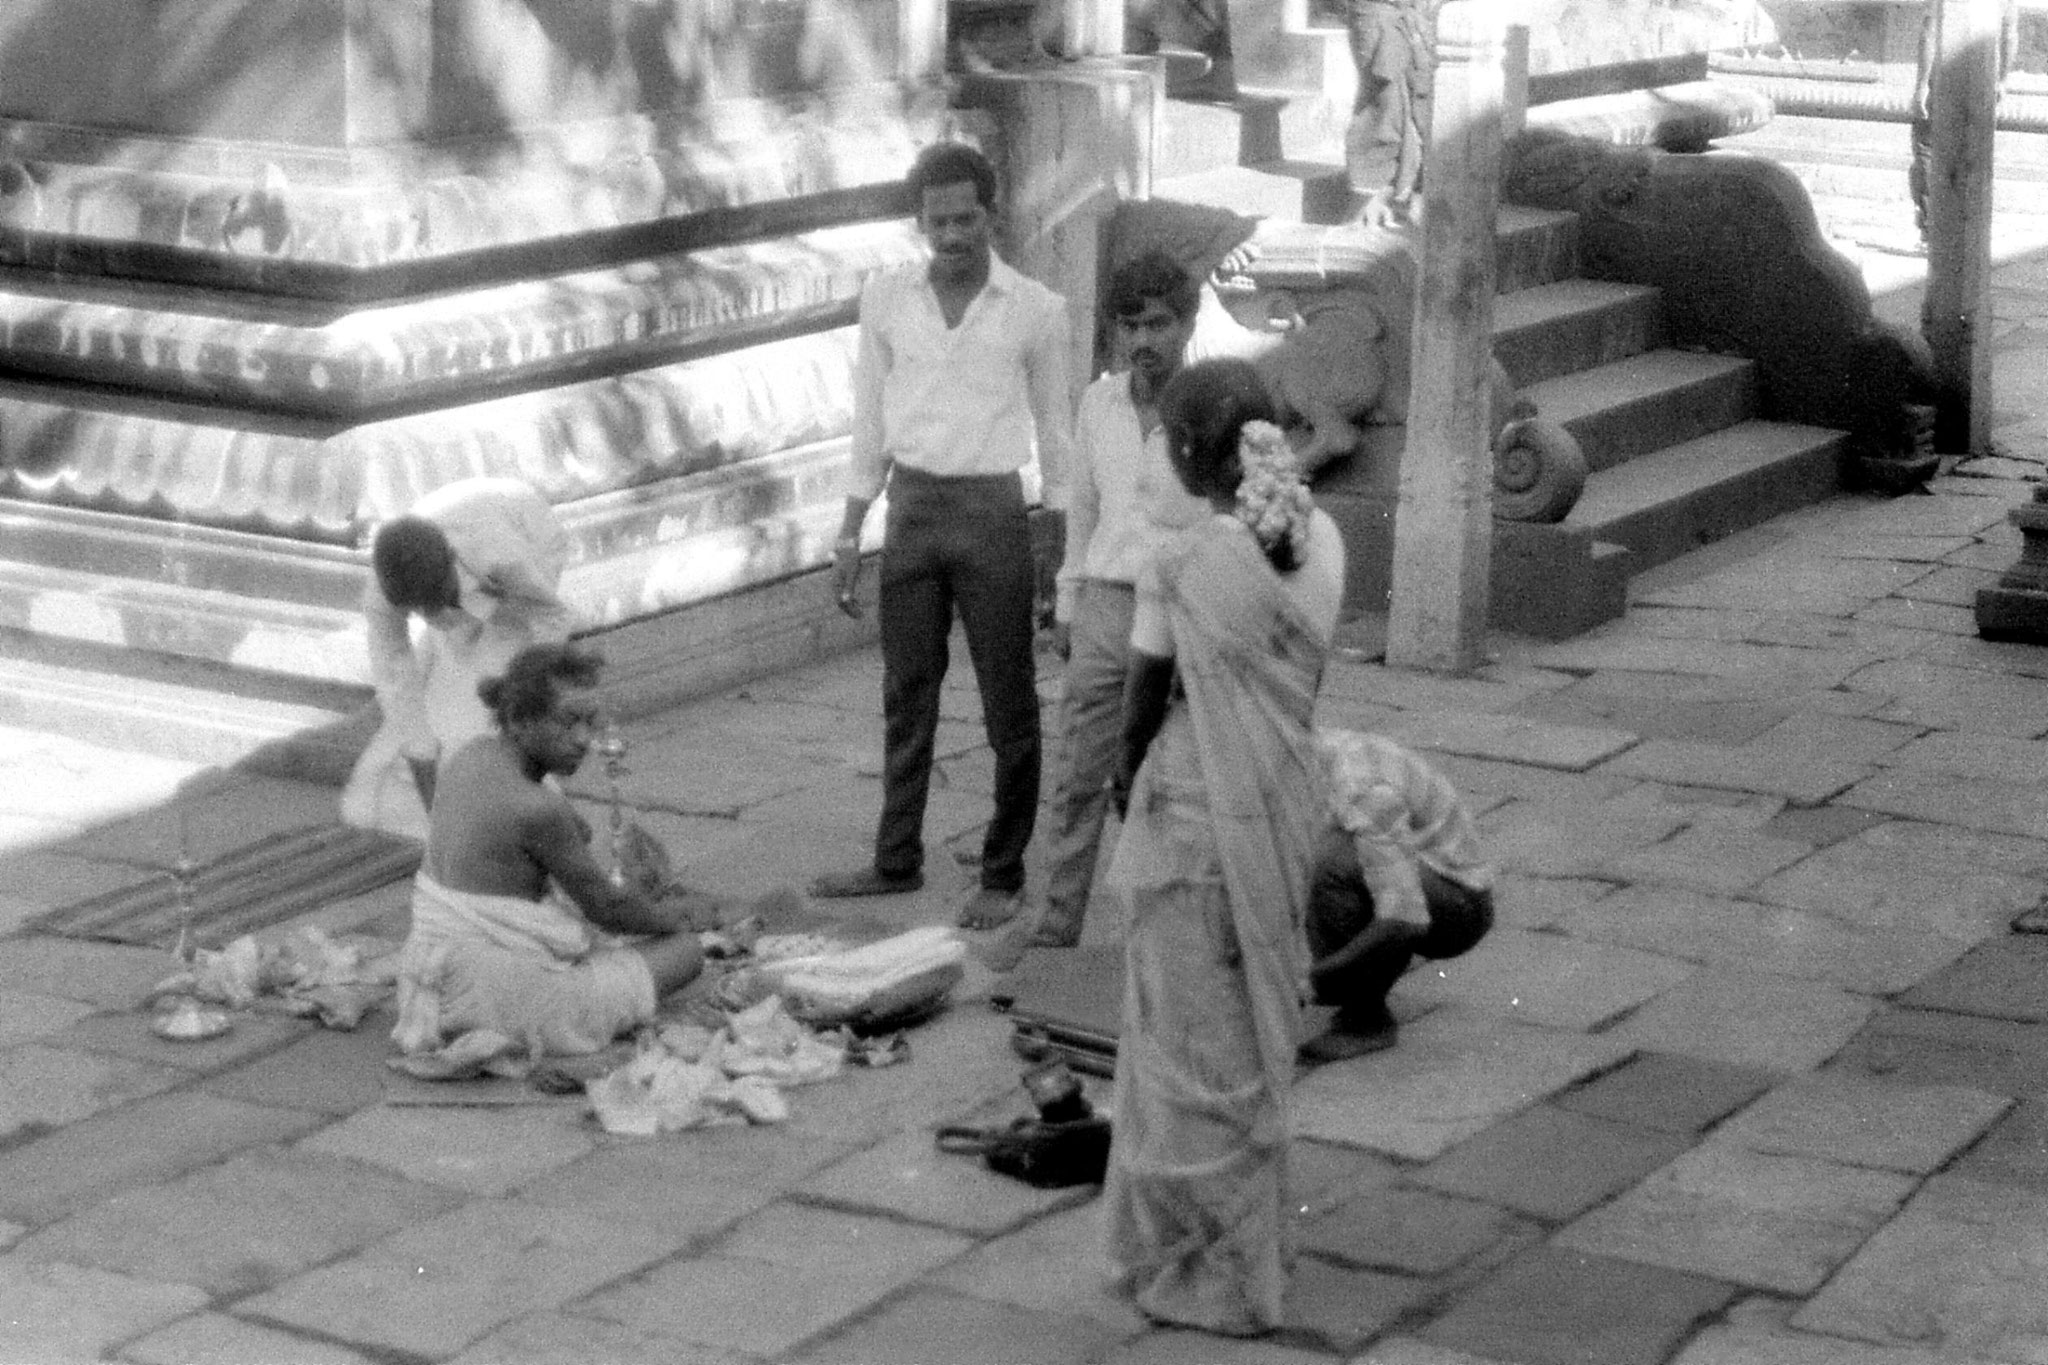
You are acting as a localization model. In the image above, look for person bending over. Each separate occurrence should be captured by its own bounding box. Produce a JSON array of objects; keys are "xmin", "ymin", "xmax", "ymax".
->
[
  {"xmin": 390, "ymin": 643, "xmax": 705, "ymax": 1060},
  {"xmin": 344, "ymin": 477, "xmax": 572, "ymax": 835},
  {"xmin": 1299, "ymin": 728, "xmax": 1495, "ymax": 1064}
]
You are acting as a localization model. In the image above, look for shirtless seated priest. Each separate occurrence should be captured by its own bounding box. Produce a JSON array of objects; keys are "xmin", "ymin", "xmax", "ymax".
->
[
  {"xmin": 392, "ymin": 643, "xmax": 715, "ymax": 1060},
  {"xmin": 1299, "ymin": 728, "xmax": 1496, "ymax": 1064}
]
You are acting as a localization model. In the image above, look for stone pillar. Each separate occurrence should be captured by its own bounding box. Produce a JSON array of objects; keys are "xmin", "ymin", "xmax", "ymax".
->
[
  {"xmin": 1976, "ymin": 486, "xmax": 2048, "ymax": 640},
  {"xmin": 1384, "ymin": 0, "xmax": 1507, "ymax": 674},
  {"xmin": 903, "ymin": 0, "xmax": 949, "ymax": 80},
  {"xmin": 1923, "ymin": 0, "xmax": 2001, "ymax": 456},
  {"xmin": 1061, "ymin": 0, "xmax": 1127, "ymax": 55}
]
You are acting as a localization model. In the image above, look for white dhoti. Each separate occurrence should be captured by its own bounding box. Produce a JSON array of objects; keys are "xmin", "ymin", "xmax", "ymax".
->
[{"xmin": 392, "ymin": 873, "xmax": 656, "ymax": 1060}]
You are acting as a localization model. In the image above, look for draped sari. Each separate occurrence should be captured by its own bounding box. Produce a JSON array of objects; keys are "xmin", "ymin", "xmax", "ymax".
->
[{"xmin": 1102, "ymin": 515, "xmax": 1335, "ymax": 1335}]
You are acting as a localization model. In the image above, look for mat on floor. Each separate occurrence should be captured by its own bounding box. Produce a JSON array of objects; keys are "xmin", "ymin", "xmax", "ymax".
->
[
  {"xmin": 995, "ymin": 944, "xmax": 1123, "ymax": 1077},
  {"xmin": 34, "ymin": 824, "xmax": 422, "ymax": 950}
]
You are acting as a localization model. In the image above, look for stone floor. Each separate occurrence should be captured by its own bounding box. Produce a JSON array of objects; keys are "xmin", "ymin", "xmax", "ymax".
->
[{"xmin": 1, "ymin": 229, "xmax": 2048, "ymax": 1365}]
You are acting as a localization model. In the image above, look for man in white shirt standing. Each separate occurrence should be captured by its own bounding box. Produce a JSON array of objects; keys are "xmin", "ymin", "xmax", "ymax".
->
[
  {"xmin": 815, "ymin": 142, "xmax": 1076, "ymax": 931},
  {"xmin": 1030, "ymin": 250, "xmax": 1208, "ymax": 949},
  {"xmin": 341, "ymin": 477, "xmax": 573, "ymax": 838}
]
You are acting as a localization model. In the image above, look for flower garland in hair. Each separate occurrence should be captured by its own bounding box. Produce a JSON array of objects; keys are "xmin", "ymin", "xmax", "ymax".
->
[{"xmin": 1234, "ymin": 420, "xmax": 1314, "ymax": 565}]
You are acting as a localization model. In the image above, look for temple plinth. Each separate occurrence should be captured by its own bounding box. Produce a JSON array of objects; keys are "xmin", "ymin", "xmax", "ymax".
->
[{"xmin": 0, "ymin": 0, "xmax": 1141, "ymax": 720}]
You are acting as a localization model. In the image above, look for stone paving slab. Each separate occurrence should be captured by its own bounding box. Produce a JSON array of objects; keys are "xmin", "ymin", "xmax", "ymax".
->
[
  {"xmin": 572, "ymin": 1203, "xmax": 973, "ymax": 1358},
  {"xmin": 1670, "ymin": 1316, "xmax": 2016, "ymax": 1365},
  {"xmin": 1846, "ymin": 659, "xmax": 2048, "ymax": 736},
  {"xmin": 298, "ymin": 1103, "xmax": 597, "ymax": 1197},
  {"xmin": 1411, "ymin": 1103, "xmax": 1693, "ymax": 1222},
  {"xmin": 1594, "ymin": 822, "xmax": 1814, "ymax": 896},
  {"xmin": 1597, "ymin": 966, "xmax": 1876, "ymax": 1074},
  {"xmin": 1897, "ymin": 564, "xmax": 1998, "ymax": 607},
  {"xmin": 1553, "ymin": 1051, "xmax": 1777, "ymax": 1136},
  {"xmin": 1394, "ymin": 927, "xmax": 1695, "ymax": 1032},
  {"xmin": 1477, "ymin": 796, "xmax": 1689, "ymax": 879},
  {"xmin": 1296, "ymin": 1185, "xmax": 1532, "ymax": 1276},
  {"xmin": 56, "ymin": 1003, "xmax": 312, "ymax": 1074},
  {"xmin": 1828, "ymin": 1006, "xmax": 2048, "ymax": 1099},
  {"xmin": 1633, "ymin": 554, "xmax": 1935, "ymax": 616},
  {"xmin": 0, "ymin": 1257, "xmax": 210, "ymax": 1364},
  {"xmin": 1839, "ymin": 769, "xmax": 2048, "ymax": 842},
  {"xmin": 1708, "ymin": 1073, "xmax": 2009, "ymax": 1173},
  {"xmin": 1852, "ymin": 595, "xmax": 1981, "ymax": 635},
  {"xmin": 1950, "ymin": 1097, "xmax": 2048, "ymax": 1195},
  {"xmin": 0, "ymin": 988, "xmax": 96, "ymax": 1048},
  {"xmin": 510, "ymin": 1145, "xmax": 779, "ymax": 1244},
  {"xmin": 1525, "ymin": 637, "xmax": 1876, "ymax": 694},
  {"xmin": 0, "ymin": 1087, "xmax": 327, "ymax": 1226},
  {"xmin": 12, "ymin": 1146, "xmax": 466, "ymax": 1297},
  {"xmin": 0, "ymin": 935, "xmax": 191, "ymax": 1009},
  {"xmin": 199, "ymin": 1011, "xmax": 409, "ymax": 1116},
  {"xmin": 0, "ymin": 1041, "xmax": 186, "ymax": 1146},
  {"xmin": 126, "ymin": 1311, "xmax": 387, "ymax": 1365},
  {"xmin": 1320, "ymin": 665, "xmax": 1552, "ymax": 719},
  {"xmin": 1491, "ymin": 875, "xmax": 1613, "ymax": 932},
  {"xmin": 1876, "ymin": 729, "xmax": 2048, "ymax": 785},
  {"xmin": 1418, "ymin": 1243, "xmax": 1740, "ymax": 1365},
  {"xmin": 445, "ymin": 1311, "xmax": 756, "ymax": 1365},
  {"xmin": 928, "ymin": 1202, "xmax": 1149, "ymax": 1335},
  {"xmin": 790, "ymin": 1285, "xmax": 1128, "ymax": 1365},
  {"xmin": 1755, "ymin": 824, "xmax": 2048, "ymax": 941},
  {"xmin": 1913, "ymin": 628, "xmax": 2048, "ymax": 679},
  {"xmin": 1594, "ymin": 739, "xmax": 1871, "ymax": 803},
  {"xmin": 244, "ymin": 1196, "xmax": 704, "ymax": 1359},
  {"xmin": 1898, "ymin": 935, "xmax": 2048, "ymax": 1021},
  {"xmin": 1372, "ymin": 710, "xmax": 1639, "ymax": 772},
  {"xmin": 1283, "ymin": 1255, "xmax": 1446, "ymax": 1356},
  {"xmin": 1291, "ymin": 1013, "xmax": 1632, "ymax": 1161},
  {"xmin": 1429, "ymin": 754, "xmax": 1642, "ymax": 808},
  {"xmin": 48, "ymin": 773, "xmax": 343, "ymax": 871},
  {"xmin": 796, "ymin": 1124, "xmax": 1095, "ymax": 1234},
  {"xmin": 1554, "ymin": 1141, "xmax": 1917, "ymax": 1293},
  {"xmin": 1757, "ymin": 804, "xmax": 1889, "ymax": 847},
  {"xmin": 1565, "ymin": 885, "xmax": 1971, "ymax": 996},
  {"xmin": 1794, "ymin": 1174, "xmax": 2048, "ymax": 1357},
  {"xmin": 1509, "ymin": 685, "xmax": 1788, "ymax": 746}
]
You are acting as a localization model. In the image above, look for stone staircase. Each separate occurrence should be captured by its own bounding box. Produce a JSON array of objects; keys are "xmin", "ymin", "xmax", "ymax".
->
[{"xmin": 1143, "ymin": 61, "xmax": 1850, "ymax": 637}]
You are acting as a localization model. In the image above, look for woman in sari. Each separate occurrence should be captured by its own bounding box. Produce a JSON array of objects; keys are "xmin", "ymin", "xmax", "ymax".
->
[{"xmin": 1102, "ymin": 358, "xmax": 1347, "ymax": 1334}]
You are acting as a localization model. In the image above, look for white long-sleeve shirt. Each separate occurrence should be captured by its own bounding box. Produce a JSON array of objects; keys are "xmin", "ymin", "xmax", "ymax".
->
[
  {"xmin": 363, "ymin": 477, "xmax": 573, "ymax": 761},
  {"xmin": 1054, "ymin": 372, "xmax": 1210, "ymax": 623},
  {"xmin": 847, "ymin": 257, "xmax": 1074, "ymax": 508},
  {"xmin": 1315, "ymin": 728, "xmax": 1494, "ymax": 929}
]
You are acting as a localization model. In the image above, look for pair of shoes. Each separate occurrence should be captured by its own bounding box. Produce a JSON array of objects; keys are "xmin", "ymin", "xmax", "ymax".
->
[
  {"xmin": 1298, "ymin": 1020, "xmax": 1400, "ymax": 1064},
  {"xmin": 808, "ymin": 866, "xmax": 924, "ymax": 898},
  {"xmin": 958, "ymin": 886, "xmax": 1027, "ymax": 931}
]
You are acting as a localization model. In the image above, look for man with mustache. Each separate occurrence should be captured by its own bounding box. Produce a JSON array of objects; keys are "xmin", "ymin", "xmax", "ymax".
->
[
  {"xmin": 815, "ymin": 142, "xmax": 1076, "ymax": 933},
  {"xmin": 389, "ymin": 644, "xmax": 707, "ymax": 1061},
  {"xmin": 1030, "ymin": 250, "xmax": 1209, "ymax": 949}
]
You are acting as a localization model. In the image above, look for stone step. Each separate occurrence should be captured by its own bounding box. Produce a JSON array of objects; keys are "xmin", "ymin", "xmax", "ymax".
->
[
  {"xmin": 1524, "ymin": 349, "xmax": 1759, "ymax": 473},
  {"xmin": 1155, "ymin": 91, "xmax": 1289, "ymax": 183},
  {"xmin": 0, "ymin": 649, "xmax": 358, "ymax": 772},
  {"xmin": 0, "ymin": 436, "xmax": 856, "ymax": 700},
  {"xmin": 1493, "ymin": 279, "xmax": 1667, "ymax": 388},
  {"xmin": 1564, "ymin": 419, "xmax": 1849, "ymax": 569}
]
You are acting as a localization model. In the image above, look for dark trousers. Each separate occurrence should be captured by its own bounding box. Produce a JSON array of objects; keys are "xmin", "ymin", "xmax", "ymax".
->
[
  {"xmin": 1304, "ymin": 824, "xmax": 1492, "ymax": 1016},
  {"xmin": 876, "ymin": 467, "xmax": 1042, "ymax": 893}
]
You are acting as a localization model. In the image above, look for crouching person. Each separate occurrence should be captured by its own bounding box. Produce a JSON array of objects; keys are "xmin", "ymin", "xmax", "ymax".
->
[
  {"xmin": 1299, "ymin": 728, "xmax": 1494, "ymax": 1064},
  {"xmin": 392, "ymin": 642, "xmax": 704, "ymax": 1060}
]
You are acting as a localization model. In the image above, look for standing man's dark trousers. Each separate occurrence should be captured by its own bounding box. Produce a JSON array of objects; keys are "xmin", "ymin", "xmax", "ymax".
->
[
  {"xmin": 1301, "ymin": 824, "xmax": 1492, "ymax": 1059},
  {"xmin": 876, "ymin": 467, "xmax": 1042, "ymax": 894}
]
